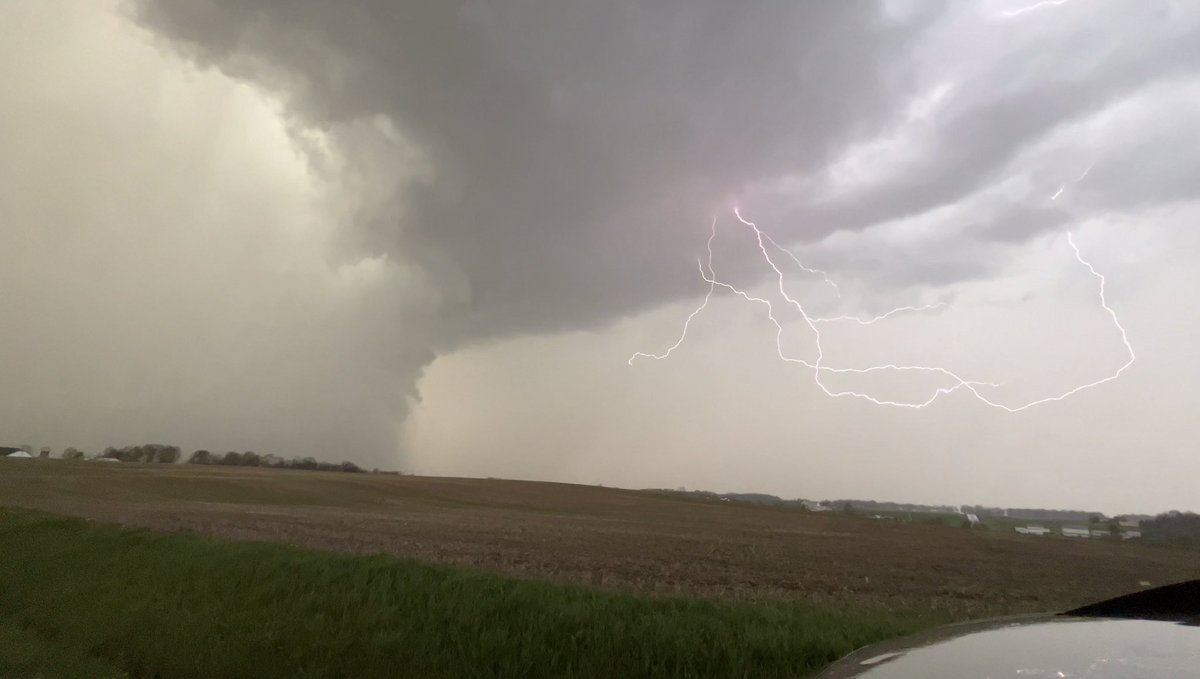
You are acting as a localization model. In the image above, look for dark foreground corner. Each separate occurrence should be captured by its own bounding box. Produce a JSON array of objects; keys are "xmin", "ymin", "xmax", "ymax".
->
[{"xmin": 1064, "ymin": 579, "xmax": 1200, "ymax": 624}]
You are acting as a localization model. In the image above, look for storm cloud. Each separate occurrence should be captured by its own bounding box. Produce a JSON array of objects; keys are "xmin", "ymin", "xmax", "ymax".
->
[
  {"xmin": 125, "ymin": 0, "xmax": 1200, "ymax": 325},
  {"xmin": 3, "ymin": 0, "xmax": 1200, "ymax": 508}
]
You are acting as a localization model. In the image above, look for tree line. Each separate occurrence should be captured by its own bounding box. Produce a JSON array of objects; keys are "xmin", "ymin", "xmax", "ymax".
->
[
  {"xmin": 1140, "ymin": 511, "xmax": 1200, "ymax": 544},
  {"xmin": 57, "ymin": 445, "xmax": 181, "ymax": 463},
  {"xmin": 53, "ymin": 444, "xmax": 364, "ymax": 474},
  {"xmin": 185, "ymin": 449, "xmax": 363, "ymax": 473}
]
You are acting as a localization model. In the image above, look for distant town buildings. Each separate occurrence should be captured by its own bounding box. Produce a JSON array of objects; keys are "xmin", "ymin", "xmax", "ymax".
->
[{"xmin": 1014, "ymin": 524, "xmax": 1142, "ymax": 540}]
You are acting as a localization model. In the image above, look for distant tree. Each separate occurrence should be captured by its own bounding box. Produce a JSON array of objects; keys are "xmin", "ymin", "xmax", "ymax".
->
[
  {"xmin": 62, "ymin": 447, "xmax": 85, "ymax": 461},
  {"xmin": 157, "ymin": 446, "xmax": 181, "ymax": 464},
  {"xmin": 339, "ymin": 461, "xmax": 362, "ymax": 474},
  {"xmin": 240, "ymin": 451, "xmax": 261, "ymax": 467},
  {"xmin": 188, "ymin": 450, "xmax": 213, "ymax": 465},
  {"xmin": 1141, "ymin": 511, "xmax": 1200, "ymax": 544},
  {"xmin": 19, "ymin": 444, "xmax": 33, "ymax": 454},
  {"xmin": 220, "ymin": 451, "xmax": 243, "ymax": 466},
  {"xmin": 842, "ymin": 502, "xmax": 856, "ymax": 515}
]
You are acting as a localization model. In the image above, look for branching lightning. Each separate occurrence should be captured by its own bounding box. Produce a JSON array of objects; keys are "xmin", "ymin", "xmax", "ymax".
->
[
  {"xmin": 760, "ymin": 232, "xmax": 841, "ymax": 298},
  {"xmin": 627, "ymin": 218, "xmax": 720, "ymax": 365},
  {"xmin": 629, "ymin": 209, "xmax": 1134, "ymax": 412}
]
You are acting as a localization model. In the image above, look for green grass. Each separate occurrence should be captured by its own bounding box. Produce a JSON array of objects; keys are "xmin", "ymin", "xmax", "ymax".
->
[
  {"xmin": 0, "ymin": 510, "xmax": 930, "ymax": 678},
  {"xmin": 0, "ymin": 612, "xmax": 125, "ymax": 678}
]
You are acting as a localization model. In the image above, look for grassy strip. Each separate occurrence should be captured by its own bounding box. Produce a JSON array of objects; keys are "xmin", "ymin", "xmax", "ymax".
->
[
  {"xmin": 0, "ymin": 510, "xmax": 928, "ymax": 678},
  {"xmin": 0, "ymin": 611, "xmax": 125, "ymax": 678}
]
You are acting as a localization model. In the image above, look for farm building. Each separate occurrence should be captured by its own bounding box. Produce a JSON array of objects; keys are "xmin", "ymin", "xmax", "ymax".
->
[
  {"xmin": 0, "ymin": 446, "xmax": 26, "ymax": 457},
  {"xmin": 2, "ymin": 450, "xmax": 32, "ymax": 458},
  {"xmin": 1015, "ymin": 526, "xmax": 1051, "ymax": 535},
  {"xmin": 1061, "ymin": 527, "xmax": 1092, "ymax": 538}
]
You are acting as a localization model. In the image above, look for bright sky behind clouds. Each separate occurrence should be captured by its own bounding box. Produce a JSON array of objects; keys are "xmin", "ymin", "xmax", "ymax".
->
[{"xmin": 2, "ymin": 0, "xmax": 1198, "ymax": 514}]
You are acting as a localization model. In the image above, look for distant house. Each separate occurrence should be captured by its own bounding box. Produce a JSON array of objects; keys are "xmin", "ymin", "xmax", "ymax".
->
[
  {"xmin": 3, "ymin": 451, "xmax": 32, "ymax": 458},
  {"xmin": 1122, "ymin": 530, "xmax": 1142, "ymax": 540},
  {"xmin": 1117, "ymin": 517, "xmax": 1142, "ymax": 529},
  {"xmin": 965, "ymin": 513, "xmax": 981, "ymax": 525},
  {"xmin": 1015, "ymin": 526, "xmax": 1051, "ymax": 536},
  {"xmin": 801, "ymin": 500, "xmax": 831, "ymax": 512},
  {"xmin": 0, "ymin": 446, "xmax": 25, "ymax": 457},
  {"xmin": 1090, "ymin": 529, "xmax": 1109, "ymax": 538},
  {"xmin": 1061, "ymin": 527, "xmax": 1091, "ymax": 538}
]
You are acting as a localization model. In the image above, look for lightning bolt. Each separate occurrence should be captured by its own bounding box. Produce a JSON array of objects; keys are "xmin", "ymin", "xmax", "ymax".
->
[
  {"xmin": 999, "ymin": 0, "xmax": 1075, "ymax": 19},
  {"xmin": 812, "ymin": 303, "xmax": 948, "ymax": 326},
  {"xmin": 1050, "ymin": 163, "xmax": 1094, "ymax": 201},
  {"xmin": 760, "ymin": 232, "xmax": 841, "ymax": 298},
  {"xmin": 627, "ymin": 218, "xmax": 720, "ymax": 365},
  {"xmin": 630, "ymin": 210, "xmax": 1134, "ymax": 412}
]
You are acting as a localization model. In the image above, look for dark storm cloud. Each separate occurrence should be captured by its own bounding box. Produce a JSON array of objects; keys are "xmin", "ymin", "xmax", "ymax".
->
[
  {"xmin": 130, "ymin": 0, "xmax": 940, "ymax": 342},
  {"xmin": 130, "ymin": 0, "xmax": 1200, "ymax": 341}
]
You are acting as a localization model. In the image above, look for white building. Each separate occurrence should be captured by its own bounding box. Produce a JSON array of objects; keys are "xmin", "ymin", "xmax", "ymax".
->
[
  {"xmin": 1061, "ymin": 527, "xmax": 1091, "ymax": 538},
  {"xmin": 1015, "ymin": 526, "xmax": 1051, "ymax": 536}
]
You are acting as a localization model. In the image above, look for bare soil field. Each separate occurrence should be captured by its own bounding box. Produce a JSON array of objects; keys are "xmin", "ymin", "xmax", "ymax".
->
[{"xmin": 1, "ymin": 459, "xmax": 1196, "ymax": 618}]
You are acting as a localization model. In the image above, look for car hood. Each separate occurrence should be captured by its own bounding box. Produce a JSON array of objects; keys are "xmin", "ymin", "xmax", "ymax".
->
[{"xmin": 819, "ymin": 580, "xmax": 1200, "ymax": 678}]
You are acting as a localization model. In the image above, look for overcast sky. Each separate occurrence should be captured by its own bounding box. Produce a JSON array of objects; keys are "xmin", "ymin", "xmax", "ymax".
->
[{"xmin": 3, "ymin": 0, "xmax": 1198, "ymax": 514}]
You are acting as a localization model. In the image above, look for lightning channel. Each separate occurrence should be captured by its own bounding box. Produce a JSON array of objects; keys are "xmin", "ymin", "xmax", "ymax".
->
[
  {"xmin": 999, "ymin": 0, "xmax": 1075, "ymax": 19},
  {"xmin": 1051, "ymin": 163, "xmax": 1094, "ymax": 201},
  {"xmin": 630, "ymin": 210, "xmax": 1133, "ymax": 412},
  {"xmin": 812, "ymin": 303, "xmax": 948, "ymax": 326},
  {"xmin": 626, "ymin": 217, "xmax": 720, "ymax": 365}
]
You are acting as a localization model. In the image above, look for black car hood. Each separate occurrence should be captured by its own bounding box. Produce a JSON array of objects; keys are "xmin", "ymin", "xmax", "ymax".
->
[{"xmin": 819, "ymin": 581, "xmax": 1200, "ymax": 678}]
